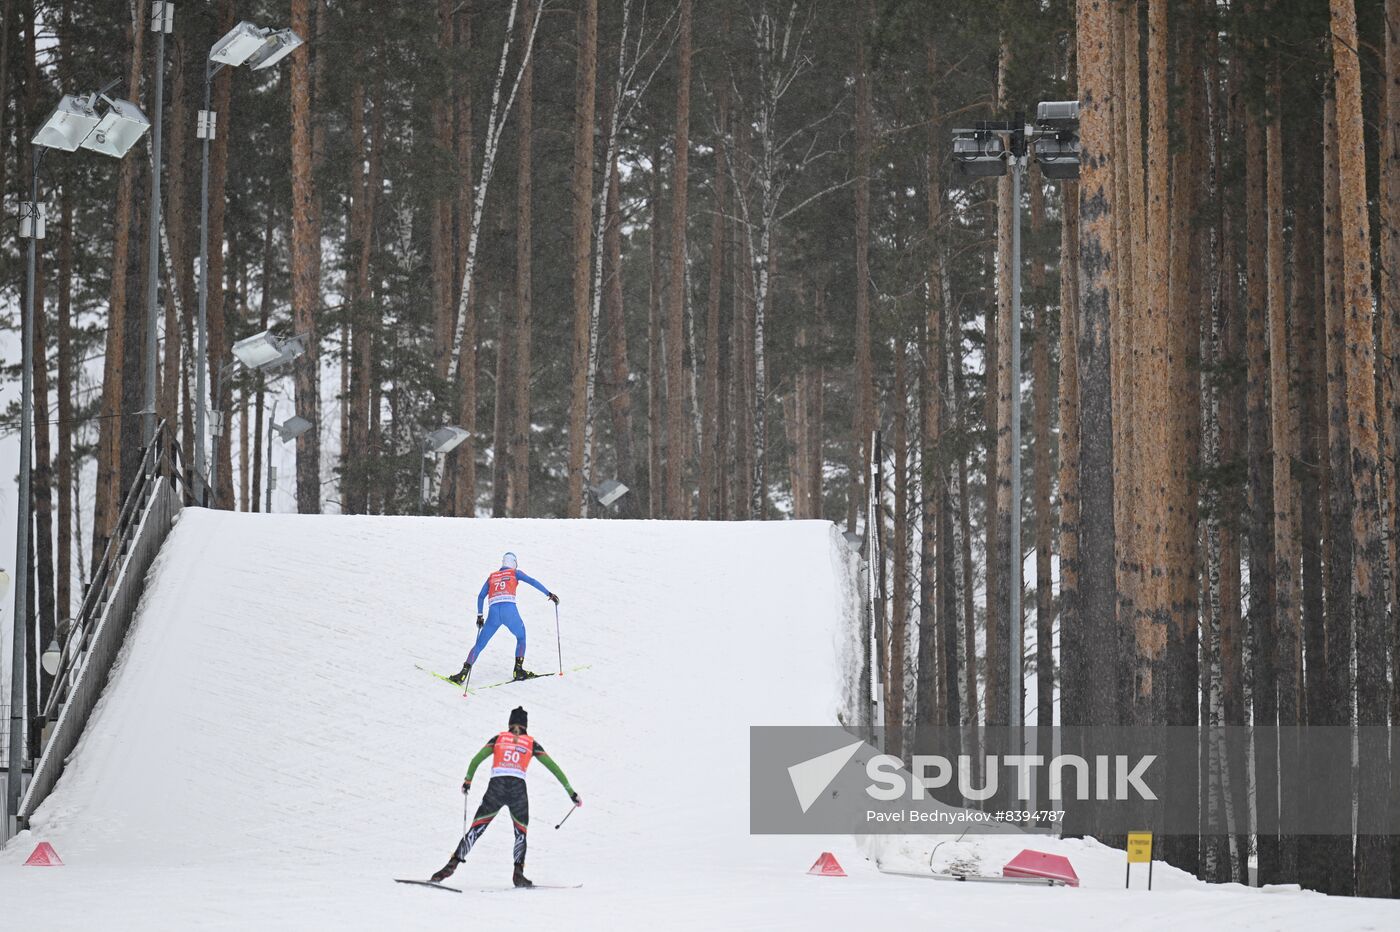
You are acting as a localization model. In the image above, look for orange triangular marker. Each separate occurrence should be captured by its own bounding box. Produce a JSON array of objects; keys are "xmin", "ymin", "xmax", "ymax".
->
[
  {"xmin": 807, "ymin": 852, "xmax": 846, "ymax": 876},
  {"xmin": 24, "ymin": 842, "xmax": 63, "ymax": 866}
]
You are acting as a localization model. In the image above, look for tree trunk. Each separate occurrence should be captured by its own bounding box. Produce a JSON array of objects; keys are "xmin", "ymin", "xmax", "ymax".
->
[
  {"xmin": 1110, "ymin": 0, "xmax": 1137, "ymax": 689},
  {"xmin": 207, "ymin": 0, "xmax": 235, "ymax": 508},
  {"xmin": 452, "ymin": 1, "xmax": 474, "ymax": 351},
  {"xmin": 1029, "ymin": 170, "xmax": 1053, "ymax": 733},
  {"xmin": 664, "ymin": 0, "xmax": 692, "ymax": 518},
  {"xmin": 510, "ymin": 0, "xmax": 533, "ymax": 516},
  {"xmin": 289, "ymin": 0, "xmax": 321, "ymax": 513},
  {"xmin": 603, "ymin": 142, "xmax": 639, "ymax": 518},
  {"xmin": 648, "ymin": 149, "xmax": 665, "ymax": 518},
  {"xmin": 1321, "ymin": 90, "xmax": 1355, "ymax": 896},
  {"xmin": 1074, "ymin": 0, "xmax": 1119, "ymax": 746},
  {"xmin": 889, "ymin": 336, "xmax": 909, "ymax": 759},
  {"xmin": 1058, "ymin": 178, "xmax": 1081, "ymax": 728},
  {"xmin": 956, "ymin": 348, "xmax": 980, "ymax": 739},
  {"xmin": 990, "ymin": 34, "xmax": 1019, "ymax": 734},
  {"xmin": 1377, "ymin": 0, "xmax": 1400, "ymax": 884},
  {"xmin": 1381, "ymin": 0, "xmax": 1400, "ymax": 892},
  {"xmin": 0, "ymin": 0, "xmax": 12, "ymax": 205},
  {"xmin": 919, "ymin": 38, "xmax": 947, "ymax": 734},
  {"xmin": 93, "ymin": 0, "xmax": 147, "ymax": 558},
  {"xmin": 22, "ymin": 5, "xmax": 54, "ymax": 675},
  {"xmin": 852, "ymin": 0, "xmax": 874, "ymax": 534},
  {"xmin": 53, "ymin": 0, "xmax": 73, "ymax": 622},
  {"xmin": 1331, "ymin": 0, "xmax": 1392, "ymax": 895},
  {"xmin": 566, "ymin": 0, "xmax": 598, "ymax": 517},
  {"xmin": 1294, "ymin": 110, "xmax": 1329, "ymax": 892},
  {"xmin": 162, "ymin": 12, "xmax": 193, "ymax": 437},
  {"xmin": 346, "ymin": 76, "xmax": 382, "ymax": 516},
  {"xmin": 701, "ymin": 85, "xmax": 728, "ymax": 520},
  {"xmin": 252, "ymin": 213, "xmax": 273, "ymax": 512},
  {"xmin": 1132, "ymin": 0, "xmax": 1171, "ymax": 730},
  {"xmin": 432, "ymin": 0, "xmax": 459, "ymax": 382},
  {"xmin": 1264, "ymin": 65, "xmax": 1300, "ymax": 881},
  {"xmin": 1167, "ymin": 9, "xmax": 1204, "ymax": 873}
]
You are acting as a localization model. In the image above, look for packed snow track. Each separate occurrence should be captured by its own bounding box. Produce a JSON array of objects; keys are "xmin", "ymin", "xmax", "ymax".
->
[{"xmin": 3, "ymin": 510, "xmax": 1397, "ymax": 930}]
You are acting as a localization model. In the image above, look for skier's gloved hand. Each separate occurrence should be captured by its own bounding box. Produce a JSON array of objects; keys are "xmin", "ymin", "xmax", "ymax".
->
[
  {"xmin": 476, "ymin": 614, "xmax": 484, "ymax": 629},
  {"xmin": 547, "ymin": 592, "xmax": 560, "ymax": 605},
  {"xmin": 462, "ymin": 780, "xmax": 472, "ymax": 795},
  {"xmin": 569, "ymin": 791, "xmax": 582, "ymax": 807}
]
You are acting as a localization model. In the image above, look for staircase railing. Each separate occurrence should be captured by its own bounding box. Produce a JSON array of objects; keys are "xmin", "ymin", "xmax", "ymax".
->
[{"xmin": 16, "ymin": 420, "xmax": 188, "ymax": 826}]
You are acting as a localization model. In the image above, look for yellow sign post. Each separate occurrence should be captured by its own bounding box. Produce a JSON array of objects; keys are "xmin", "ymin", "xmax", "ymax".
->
[{"xmin": 1126, "ymin": 831, "xmax": 1153, "ymax": 889}]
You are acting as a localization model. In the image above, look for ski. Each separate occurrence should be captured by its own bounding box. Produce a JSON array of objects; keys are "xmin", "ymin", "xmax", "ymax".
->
[
  {"xmin": 414, "ymin": 665, "xmax": 465, "ymax": 688},
  {"xmin": 464, "ymin": 666, "xmax": 592, "ymax": 695},
  {"xmin": 481, "ymin": 883, "xmax": 583, "ymax": 892},
  {"xmin": 394, "ymin": 878, "xmax": 462, "ymax": 893},
  {"xmin": 415, "ymin": 663, "xmax": 592, "ymax": 695}
]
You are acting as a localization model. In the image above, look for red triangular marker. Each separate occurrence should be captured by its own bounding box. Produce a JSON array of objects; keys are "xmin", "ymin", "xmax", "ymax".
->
[
  {"xmin": 807, "ymin": 852, "xmax": 846, "ymax": 876},
  {"xmin": 24, "ymin": 842, "xmax": 63, "ymax": 867}
]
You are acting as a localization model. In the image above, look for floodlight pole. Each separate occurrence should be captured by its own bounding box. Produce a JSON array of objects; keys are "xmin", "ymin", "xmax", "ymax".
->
[
  {"xmin": 419, "ymin": 444, "xmax": 430, "ymax": 515},
  {"xmin": 7, "ymin": 147, "xmax": 45, "ymax": 841},
  {"xmin": 194, "ymin": 60, "xmax": 227, "ymax": 506},
  {"xmin": 143, "ymin": 3, "xmax": 173, "ymax": 448},
  {"xmin": 266, "ymin": 400, "xmax": 277, "ymax": 513},
  {"xmin": 208, "ymin": 361, "xmax": 238, "ymax": 504},
  {"xmin": 194, "ymin": 61, "xmax": 223, "ymax": 506},
  {"xmin": 1009, "ymin": 150, "xmax": 1023, "ymax": 743}
]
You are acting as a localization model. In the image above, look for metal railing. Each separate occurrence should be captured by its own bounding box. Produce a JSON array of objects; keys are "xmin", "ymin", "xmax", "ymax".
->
[{"xmin": 16, "ymin": 421, "xmax": 187, "ymax": 826}]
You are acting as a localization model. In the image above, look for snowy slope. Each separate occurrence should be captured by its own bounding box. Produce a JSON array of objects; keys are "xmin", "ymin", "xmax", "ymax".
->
[{"xmin": 2, "ymin": 510, "xmax": 1398, "ymax": 931}]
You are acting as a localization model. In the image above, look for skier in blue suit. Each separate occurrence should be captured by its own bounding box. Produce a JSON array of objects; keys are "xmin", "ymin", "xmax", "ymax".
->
[{"xmin": 448, "ymin": 552, "xmax": 558, "ymax": 685}]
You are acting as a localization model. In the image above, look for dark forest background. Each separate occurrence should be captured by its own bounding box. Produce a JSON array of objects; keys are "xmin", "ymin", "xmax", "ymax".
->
[{"xmin": 2, "ymin": 0, "xmax": 1398, "ymax": 898}]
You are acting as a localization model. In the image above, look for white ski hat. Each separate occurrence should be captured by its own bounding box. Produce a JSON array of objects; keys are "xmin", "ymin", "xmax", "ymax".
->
[{"xmin": 502, "ymin": 552, "xmax": 518, "ymax": 570}]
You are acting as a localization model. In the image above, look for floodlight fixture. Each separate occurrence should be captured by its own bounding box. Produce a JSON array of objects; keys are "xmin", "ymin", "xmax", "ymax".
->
[
  {"xmin": 81, "ymin": 96, "xmax": 151, "ymax": 157},
  {"xmin": 274, "ymin": 415, "xmax": 314, "ymax": 444},
  {"xmin": 1034, "ymin": 133, "xmax": 1081, "ymax": 180},
  {"xmin": 210, "ymin": 21, "xmax": 271, "ymax": 67},
  {"xmin": 425, "ymin": 426, "xmax": 471, "ymax": 455},
  {"xmin": 1035, "ymin": 100, "xmax": 1080, "ymax": 130},
  {"xmin": 249, "ymin": 28, "xmax": 304, "ymax": 70},
  {"xmin": 953, "ymin": 132, "xmax": 1007, "ymax": 177},
  {"xmin": 590, "ymin": 479, "xmax": 630, "ymax": 509},
  {"xmin": 268, "ymin": 335, "xmax": 307, "ymax": 371},
  {"xmin": 31, "ymin": 95, "xmax": 101, "ymax": 151},
  {"xmin": 232, "ymin": 330, "xmax": 290, "ymax": 369}
]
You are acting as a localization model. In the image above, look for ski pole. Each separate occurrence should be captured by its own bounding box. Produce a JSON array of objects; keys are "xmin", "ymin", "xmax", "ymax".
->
[
  {"xmin": 463, "ymin": 793, "xmax": 471, "ymax": 838},
  {"xmin": 554, "ymin": 603, "xmax": 563, "ymax": 676},
  {"xmin": 554, "ymin": 804, "xmax": 578, "ymax": 830}
]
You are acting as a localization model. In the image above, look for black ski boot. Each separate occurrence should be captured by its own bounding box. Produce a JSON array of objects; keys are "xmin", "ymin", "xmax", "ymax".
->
[
  {"xmin": 512, "ymin": 657, "xmax": 537, "ymax": 681},
  {"xmin": 430, "ymin": 855, "xmax": 461, "ymax": 884},
  {"xmin": 446, "ymin": 661, "xmax": 472, "ymax": 686},
  {"xmin": 513, "ymin": 860, "xmax": 533, "ymax": 888}
]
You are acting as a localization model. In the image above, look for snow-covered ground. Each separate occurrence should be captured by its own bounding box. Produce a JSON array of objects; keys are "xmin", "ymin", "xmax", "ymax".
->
[{"xmin": 1, "ymin": 511, "xmax": 1397, "ymax": 930}]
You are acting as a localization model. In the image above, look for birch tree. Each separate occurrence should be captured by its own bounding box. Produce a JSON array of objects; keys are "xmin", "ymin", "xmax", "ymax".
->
[
  {"xmin": 728, "ymin": 0, "xmax": 850, "ymax": 516},
  {"xmin": 440, "ymin": 0, "xmax": 545, "ymax": 515},
  {"xmin": 579, "ymin": 0, "xmax": 681, "ymax": 516}
]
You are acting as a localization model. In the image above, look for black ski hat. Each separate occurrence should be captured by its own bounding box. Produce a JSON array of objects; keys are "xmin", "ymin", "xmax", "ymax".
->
[{"xmin": 509, "ymin": 706, "xmax": 528, "ymax": 730}]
